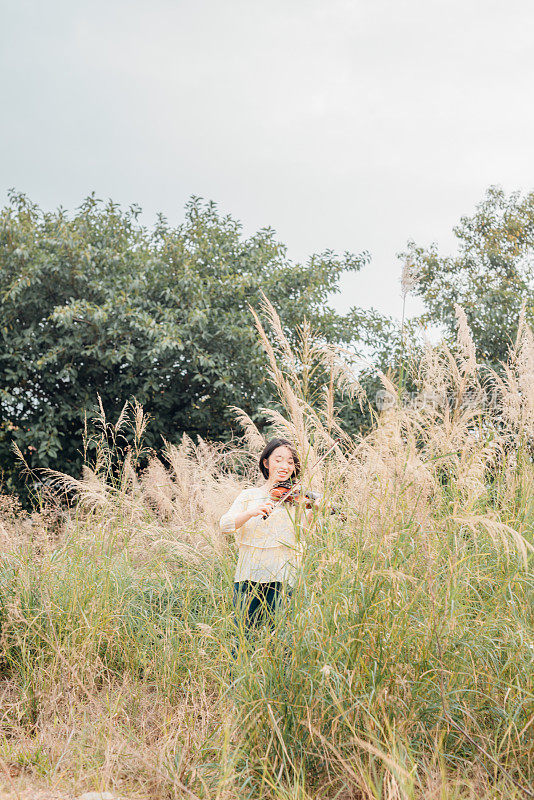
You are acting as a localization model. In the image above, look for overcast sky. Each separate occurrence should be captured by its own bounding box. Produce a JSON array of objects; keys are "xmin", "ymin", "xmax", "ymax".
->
[{"xmin": 1, "ymin": 0, "xmax": 533, "ymax": 325}]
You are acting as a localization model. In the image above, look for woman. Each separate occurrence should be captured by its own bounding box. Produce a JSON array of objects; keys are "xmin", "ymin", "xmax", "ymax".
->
[{"xmin": 220, "ymin": 437, "xmax": 316, "ymax": 653}]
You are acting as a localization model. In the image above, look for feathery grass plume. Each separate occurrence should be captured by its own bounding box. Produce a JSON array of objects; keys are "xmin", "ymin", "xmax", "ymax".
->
[
  {"xmin": 514, "ymin": 312, "xmax": 534, "ymax": 429},
  {"xmin": 248, "ymin": 298, "xmax": 312, "ymax": 461},
  {"xmin": 350, "ymin": 317, "xmax": 520, "ymax": 550},
  {"xmin": 454, "ymin": 303, "xmax": 477, "ymax": 379},
  {"xmin": 322, "ymin": 373, "xmax": 335, "ymax": 438},
  {"xmin": 286, "ymin": 331, "xmax": 357, "ymax": 462},
  {"xmin": 415, "ymin": 309, "xmax": 480, "ymax": 431},
  {"xmin": 142, "ymin": 433, "xmax": 247, "ymax": 537},
  {"xmin": 296, "ymin": 318, "xmax": 319, "ymax": 402},
  {"xmin": 417, "ymin": 340, "xmax": 449, "ymax": 410},
  {"xmin": 113, "ymin": 398, "xmax": 130, "ymax": 433},
  {"xmin": 140, "ymin": 456, "xmax": 176, "ymax": 520},
  {"xmin": 35, "ymin": 401, "xmax": 155, "ymax": 518},
  {"xmin": 400, "ymin": 254, "xmax": 420, "ymax": 298},
  {"xmin": 256, "ymin": 291, "xmax": 300, "ymax": 380},
  {"xmin": 383, "ymin": 311, "xmax": 532, "ymax": 563},
  {"xmin": 451, "ymin": 514, "xmax": 533, "ymax": 568},
  {"xmin": 514, "ymin": 299, "xmax": 527, "ymax": 352},
  {"xmin": 4, "ymin": 296, "xmax": 534, "ymax": 798},
  {"xmin": 316, "ymin": 340, "xmax": 368, "ymax": 412},
  {"xmin": 10, "ymin": 440, "xmax": 31, "ymax": 478},
  {"xmin": 489, "ymin": 311, "xmax": 534, "ymax": 441},
  {"xmin": 399, "ymin": 254, "xmax": 421, "ymax": 396},
  {"xmin": 248, "ymin": 297, "xmax": 352, "ymax": 493},
  {"xmin": 130, "ymin": 396, "xmax": 152, "ymax": 463},
  {"xmin": 378, "ymin": 370, "xmax": 400, "ymax": 404},
  {"xmin": 28, "ymin": 403, "xmax": 245, "ymax": 565},
  {"xmin": 228, "ymin": 406, "xmax": 266, "ymax": 452},
  {"xmin": 38, "ymin": 464, "xmax": 110, "ymax": 513},
  {"xmin": 119, "ymin": 447, "xmax": 140, "ymax": 494},
  {"xmin": 0, "ymin": 492, "xmax": 26, "ymax": 551},
  {"xmin": 410, "ymin": 318, "xmax": 487, "ymax": 490},
  {"xmin": 348, "ymin": 410, "xmax": 437, "ymax": 541},
  {"xmin": 383, "ymin": 769, "xmax": 408, "ymax": 800},
  {"xmin": 247, "ymin": 303, "xmax": 290, "ymax": 396},
  {"xmin": 95, "ymin": 392, "xmax": 108, "ymax": 430},
  {"xmin": 454, "ymin": 432, "xmax": 500, "ymax": 511},
  {"xmin": 257, "ymin": 405, "xmax": 314, "ymax": 466}
]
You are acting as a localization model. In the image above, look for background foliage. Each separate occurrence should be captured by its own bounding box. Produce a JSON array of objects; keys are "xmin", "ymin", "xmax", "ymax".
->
[
  {"xmin": 0, "ymin": 190, "xmax": 390, "ymax": 501},
  {"xmin": 1, "ymin": 186, "xmax": 533, "ymax": 503},
  {"xmin": 404, "ymin": 185, "xmax": 534, "ymax": 368}
]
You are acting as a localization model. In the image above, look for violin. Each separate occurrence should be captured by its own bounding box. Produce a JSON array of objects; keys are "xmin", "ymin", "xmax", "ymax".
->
[
  {"xmin": 262, "ymin": 479, "xmax": 329, "ymax": 519},
  {"xmin": 261, "ymin": 440, "xmax": 346, "ymax": 521}
]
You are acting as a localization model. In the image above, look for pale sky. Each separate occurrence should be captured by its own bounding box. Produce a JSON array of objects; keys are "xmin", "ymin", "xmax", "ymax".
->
[{"xmin": 1, "ymin": 0, "xmax": 533, "ymax": 325}]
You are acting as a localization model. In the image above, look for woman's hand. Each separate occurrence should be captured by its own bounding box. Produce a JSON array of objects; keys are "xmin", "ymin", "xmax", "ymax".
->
[
  {"xmin": 302, "ymin": 495, "xmax": 321, "ymax": 524},
  {"xmin": 232, "ymin": 500, "xmax": 275, "ymax": 530},
  {"xmin": 249, "ymin": 500, "xmax": 276, "ymax": 519}
]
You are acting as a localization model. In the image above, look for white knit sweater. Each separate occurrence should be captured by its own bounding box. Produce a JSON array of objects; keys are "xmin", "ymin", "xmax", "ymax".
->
[{"xmin": 219, "ymin": 486, "xmax": 305, "ymax": 586}]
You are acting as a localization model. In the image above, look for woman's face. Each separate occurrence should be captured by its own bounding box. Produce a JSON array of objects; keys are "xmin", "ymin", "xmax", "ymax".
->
[{"xmin": 264, "ymin": 445, "xmax": 296, "ymax": 483}]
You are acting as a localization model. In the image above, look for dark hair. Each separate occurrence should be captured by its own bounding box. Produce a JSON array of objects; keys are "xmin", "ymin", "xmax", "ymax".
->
[{"xmin": 259, "ymin": 438, "xmax": 301, "ymax": 479}]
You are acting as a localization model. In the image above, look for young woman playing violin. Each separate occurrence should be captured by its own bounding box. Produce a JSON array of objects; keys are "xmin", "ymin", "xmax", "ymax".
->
[{"xmin": 219, "ymin": 437, "xmax": 320, "ymax": 655}]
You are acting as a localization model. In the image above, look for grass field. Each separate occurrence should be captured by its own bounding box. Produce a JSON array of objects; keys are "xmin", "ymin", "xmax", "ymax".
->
[{"xmin": 0, "ymin": 301, "xmax": 533, "ymax": 799}]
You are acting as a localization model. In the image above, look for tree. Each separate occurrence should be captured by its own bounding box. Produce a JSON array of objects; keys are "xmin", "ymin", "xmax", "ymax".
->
[
  {"xmin": 0, "ymin": 191, "xmax": 385, "ymax": 502},
  {"xmin": 404, "ymin": 185, "xmax": 534, "ymax": 368}
]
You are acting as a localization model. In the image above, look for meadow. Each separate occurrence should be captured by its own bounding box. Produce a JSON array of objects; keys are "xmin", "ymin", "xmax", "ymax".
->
[{"xmin": 0, "ymin": 299, "xmax": 532, "ymax": 799}]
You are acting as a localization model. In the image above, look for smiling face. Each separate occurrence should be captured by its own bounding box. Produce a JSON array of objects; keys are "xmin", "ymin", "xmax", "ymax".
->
[{"xmin": 263, "ymin": 445, "xmax": 297, "ymax": 484}]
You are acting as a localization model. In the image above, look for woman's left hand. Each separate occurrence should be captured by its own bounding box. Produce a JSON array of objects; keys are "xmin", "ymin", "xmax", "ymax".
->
[{"xmin": 303, "ymin": 497, "xmax": 321, "ymax": 520}]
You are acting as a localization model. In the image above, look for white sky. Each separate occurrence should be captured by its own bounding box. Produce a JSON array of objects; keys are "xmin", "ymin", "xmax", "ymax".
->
[{"xmin": 1, "ymin": 0, "xmax": 533, "ymax": 325}]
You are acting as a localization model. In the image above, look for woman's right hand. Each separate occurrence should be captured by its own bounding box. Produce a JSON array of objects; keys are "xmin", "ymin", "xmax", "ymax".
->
[
  {"xmin": 248, "ymin": 500, "xmax": 275, "ymax": 519},
  {"xmin": 232, "ymin": 500, "xmax": 276, "ymax": 530}
]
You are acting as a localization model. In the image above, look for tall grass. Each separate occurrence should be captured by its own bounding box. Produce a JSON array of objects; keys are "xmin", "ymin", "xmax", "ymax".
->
[{"xmin": 0, "ymin": 298, "xmax": 532, "ymax": 799}]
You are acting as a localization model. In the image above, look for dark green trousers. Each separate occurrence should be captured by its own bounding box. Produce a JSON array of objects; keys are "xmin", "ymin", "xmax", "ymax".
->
[{"xmin": 230, "ymin": 580, "xmax": 292, "ymax": 658}]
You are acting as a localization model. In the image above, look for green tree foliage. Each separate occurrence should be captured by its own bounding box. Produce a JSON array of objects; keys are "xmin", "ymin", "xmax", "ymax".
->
[
  {"xmin": 0, "ymin": 191, "xmax": 385, "ymax": 500},
  {"xmin": 404, "ymin": 185, "xmax": 534, "ymax": 367}
]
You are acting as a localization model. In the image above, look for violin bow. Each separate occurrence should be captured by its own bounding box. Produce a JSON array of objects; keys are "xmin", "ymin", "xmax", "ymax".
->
[{"xmin": 262, "ymin": 438, "xmax": 342, "ymax": 518}]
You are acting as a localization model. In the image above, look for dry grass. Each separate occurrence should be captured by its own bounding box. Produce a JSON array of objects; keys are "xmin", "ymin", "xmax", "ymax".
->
[{"xmin": 0, "ymin": 300, "xmax": 532, "ymax": 799}]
